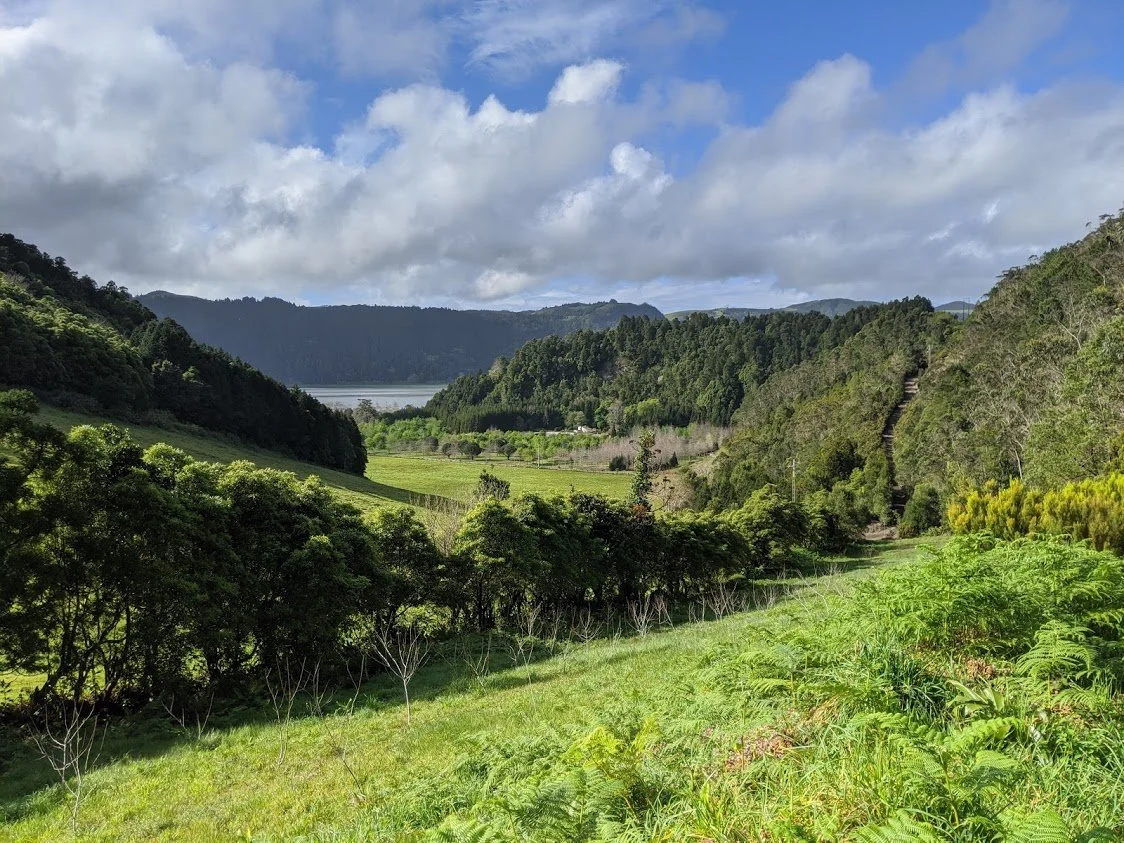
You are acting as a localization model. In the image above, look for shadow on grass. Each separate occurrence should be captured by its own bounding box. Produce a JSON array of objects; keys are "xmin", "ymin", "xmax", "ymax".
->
[{"xmin": 0, "ymin": 544, "xmax": 916, "ymax": 823}]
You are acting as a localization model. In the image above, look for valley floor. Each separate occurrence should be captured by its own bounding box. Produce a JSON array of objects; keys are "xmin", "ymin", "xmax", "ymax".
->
[{"xmin": 34, "ymin": 406, "xmax": 631, "ymax": 515}]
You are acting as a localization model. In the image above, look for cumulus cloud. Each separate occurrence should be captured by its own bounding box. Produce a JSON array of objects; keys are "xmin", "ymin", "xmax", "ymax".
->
[{"xmin": 1, "ymin": 0, "xmax": 1122, "ymax": 310}]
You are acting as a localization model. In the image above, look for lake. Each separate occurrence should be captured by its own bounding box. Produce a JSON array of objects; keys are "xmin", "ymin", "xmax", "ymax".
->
[{"xmin": 301, "ymin": 384, "xmax": 446, "ymax": 410}]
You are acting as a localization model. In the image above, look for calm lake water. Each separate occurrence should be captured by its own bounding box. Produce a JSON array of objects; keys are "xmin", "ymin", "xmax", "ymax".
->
[{"xmin": 301, "ymin": 384, "xmax": 446, "ymax": 410}]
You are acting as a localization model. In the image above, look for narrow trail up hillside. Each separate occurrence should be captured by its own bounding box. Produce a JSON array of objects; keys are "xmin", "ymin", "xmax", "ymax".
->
[{"xmin": 882, "ymin": 375, "xmax": 919, "ymax": 514}]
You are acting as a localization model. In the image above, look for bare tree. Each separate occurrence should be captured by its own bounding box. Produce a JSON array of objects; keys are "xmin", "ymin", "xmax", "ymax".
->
[
  {"xmin": 161, "ymin": 689, "xmax": 215, "ymax": 742},
  {"xmin": 29, "ymin": 701, "xmax": 106, "ymax": 834},
  {"xmin": 369, "ymin": 621, "xmax": 431, "ymax": 726},
  {"xmin": 706, "ymin": 583, "xmax": 737, "ymax": 619},
  {"xmin": 571, "ymin": 607, "xmax": 603, "ymax": 645},
  {"xmin": 265, "ymin": 655, "xmax": 310, "ymax": 763},
  {"xmin": 687, "ymin": 598, "xmax": 707, "ymax": 625},
  {"xmin": 306, "ymin": 659, "xmax": 367, "ymax": 802},
  {"xmin": 415, "ymin": 495, "xmax": 468, "ymax": 556},
  {"xmin": 627, "ymin": 594, "xmax": 659, "ymax": 637},
  {"xmin": 458, "ymin": 635, "xmax": 492, "ymax": 692}
]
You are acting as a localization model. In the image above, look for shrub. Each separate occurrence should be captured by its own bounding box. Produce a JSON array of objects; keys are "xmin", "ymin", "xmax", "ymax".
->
[
  {"xmin": 899, "ymin": 484, "xmax": 943, "ymax": 537},
  {"xmin": 949, "ymin": 473, "xmax": 1124, "ymax": 552}
]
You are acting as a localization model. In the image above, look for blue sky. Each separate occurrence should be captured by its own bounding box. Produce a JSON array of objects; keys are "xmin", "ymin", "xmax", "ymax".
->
[{"xmin": 2, "ymin": 0, "xmax": 1123, "ymax": 312}]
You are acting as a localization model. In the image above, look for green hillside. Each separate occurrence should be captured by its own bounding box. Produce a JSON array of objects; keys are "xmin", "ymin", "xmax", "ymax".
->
[
  {"xmin": 34, "ymin": 405, "xmax": 630, "ymax": 513},
  {"xmin": 3, "ymin": 535, "xmax": 1121, "ymax": 840},
  {"xmin": 0, "ymin": 235, "xmax": 365, "ymax": 474}
]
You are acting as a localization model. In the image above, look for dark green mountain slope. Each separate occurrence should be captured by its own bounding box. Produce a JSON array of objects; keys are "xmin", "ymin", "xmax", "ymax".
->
[
  {"xmin": 0, "ymin": 234, "xmax": 366, "ymax": 474},
  {"xmin": 427, "ymin": 306, "xmax": 893, "ymax": 432},
  {"xmin": 138, "ymin": 291, "xmax": 664, "ymax": 385},
  {"xmin": 702, "ymin": 298, "xmax": 954, "ymax": 515}
]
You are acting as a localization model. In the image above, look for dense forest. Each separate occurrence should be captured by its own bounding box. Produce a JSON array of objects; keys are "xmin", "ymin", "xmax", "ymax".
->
[
  {"xmin": 139, "ymin": 291, "xmax": 663, "ymax": 385},
  {"xmin": 0, "ymin": 235, "xmax": 365, "ymax": 474},
  {"xmin": 895, "ymin": 211, "xmax": 1124, "ymax": 492},
  {"xmin": 430, "ymin": 212, "xmax": 1124, "ymax": 535},
  {"xmin": 427, "ymin": 305, "xmax": 892, "ymax": 432}
]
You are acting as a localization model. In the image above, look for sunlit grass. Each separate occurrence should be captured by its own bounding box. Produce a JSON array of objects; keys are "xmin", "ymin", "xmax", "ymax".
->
[{"xmin": 34, "ymin": 406, "xmax": 631, "ymax": 516}]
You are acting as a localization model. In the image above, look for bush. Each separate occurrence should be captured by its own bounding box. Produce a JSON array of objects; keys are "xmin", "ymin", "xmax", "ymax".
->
[
  {"xmin": 899, "ymin": 484, "xmax": 943, "ymax": 537},
  {"xmin": 949, "ymin": 473, "xmax": 1124, "ymax": 553},
  {"xmin": 608, "ymin": 455, "xmax": 629, "ymax": 472}
]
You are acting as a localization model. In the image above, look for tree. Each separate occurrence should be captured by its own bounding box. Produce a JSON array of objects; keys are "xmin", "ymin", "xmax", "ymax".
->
[
  {"xmin": 458, "ymin": 439, "xmax": 483, "ymax": 459},
  {"xmin": 474, "ymin": 469, "xmax": 511, "ymax": 502},
  {"xmin": 630, "ymin": 430, "xmax": 656, "ymax": 510},
  {"xmin": 453, "ymin": 500, "xmax": 537, "ymax": 630}
]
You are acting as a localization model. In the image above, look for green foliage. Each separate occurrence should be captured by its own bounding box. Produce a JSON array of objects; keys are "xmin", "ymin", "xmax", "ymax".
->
[
  {"xmin": 900, "ymin": 484, "xmax": 943, "ymax": 538},
  {"xmin": 896, "ymin": 211, "xmax": 1124, "ymax": 492},
  {"xmin": 475, "ymin": 469, "xmax": 511, "ymax": 502},
  {"xmin": 430, "ymin": 305, "xmax": 892, "ymax": 432},
  {"xmin": 629, "ymin": 430, "xmax": 655, "ymax": 508},
  {"xmin": 0, "ymin": 235, "xmax": 365, "ymax": 474},
  {"xmin": 949, "ymin": 473, "xmax": 1124, "ymax": 553},
  {"xmin": 704, "ymin": 298, "xmax": 948, "ymax": 514}
]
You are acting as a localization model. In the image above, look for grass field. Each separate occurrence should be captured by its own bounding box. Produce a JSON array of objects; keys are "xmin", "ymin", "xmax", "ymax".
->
[
  {"xmin": 7, "ymin": 535, "xmax": 1119, "ymax": 841},
  {"xmin": 34, "ymin": 407, "xmax": 631, "ymax": 514},
  {"xmin": 0, "ymin": 542, "xmax": 911, "ymax": 842}
]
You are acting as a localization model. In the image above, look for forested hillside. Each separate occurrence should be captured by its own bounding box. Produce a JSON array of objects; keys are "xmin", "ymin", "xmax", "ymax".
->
[
  {"xmin": 139, "ymin": 291, "xmax": 663, "ymax": 385},
  {"xmin": 667, "ymin": 297, "xmax": 880, "ymax": 320},
  {"xmin": 0, "ymin": 235, "xmax": 366, "ymax": 474},
  {"xmin": 427, "ymin": 306, "xmax": 890, "ymax": 432},
  {"xmin": 701, "ymin": 298, "xmax": 954, "ymax": 518},
  {"xmin": 895, "ymin": 210, "xmax": 1124, "ymax": 493}
]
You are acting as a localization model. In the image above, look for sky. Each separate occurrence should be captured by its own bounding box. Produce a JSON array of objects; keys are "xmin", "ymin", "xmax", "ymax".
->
[{"xmin": 1, "ymin": 0, "xmax": 1123, "ymax": 312}]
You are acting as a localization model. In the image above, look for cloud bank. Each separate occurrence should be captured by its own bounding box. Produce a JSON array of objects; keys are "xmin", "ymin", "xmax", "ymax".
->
[{"xmin": 1, "ymin": 0, "xmax": 1122, "ymax": 307}]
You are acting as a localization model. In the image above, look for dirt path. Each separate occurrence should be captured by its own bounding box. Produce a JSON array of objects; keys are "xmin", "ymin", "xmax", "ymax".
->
[{"xmin": 882, "ymin": 375, "xmax": 919, "ymax": 514}]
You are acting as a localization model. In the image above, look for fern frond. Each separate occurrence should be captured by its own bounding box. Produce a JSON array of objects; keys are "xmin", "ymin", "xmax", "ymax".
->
[
  {"xmin": 940, "ymin": 716, "xmax": 1020, "ymax": 754},
  {"xmin": 853, "ymin": 811, "xmax": 944, "ymax": 842},
  {"xmin": 1002, "ymin": 809, "xmax": 1070, "ymax": 843}
]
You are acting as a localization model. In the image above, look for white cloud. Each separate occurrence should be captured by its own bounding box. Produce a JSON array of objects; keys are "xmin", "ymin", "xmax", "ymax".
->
[
  {"xmin": 464, "ymin": 0, "xmax": 721, "ymax": 75},
  {"xmin": 548, "ymin": 59, "xmax": 624, "ymax": 104},
  {"xmin": 903, "ymin": 0, "xmax": 1070, "ymax": 95},
  {"xmin": 1, "ymin": 0, "xmax": 1122, "ymax": 312}
]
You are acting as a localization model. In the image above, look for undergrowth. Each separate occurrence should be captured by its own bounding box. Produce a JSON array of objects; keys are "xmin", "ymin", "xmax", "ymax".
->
[{"xmin": 2, "ymin": 536, "xmax": 1122, "ymax": 841}]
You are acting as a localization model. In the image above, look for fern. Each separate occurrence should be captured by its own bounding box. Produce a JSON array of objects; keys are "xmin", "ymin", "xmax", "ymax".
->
[
  {"xmin": 1002, "ymin": 809, "xmax": 1070, "ymax": 843},
  {"xmin": 1016, "ymin": 622, "xmax": 1097, "ymax": 682},
  {"xmin": 854, "ymin": 811, "xmax": 945, "ymax": 842}
]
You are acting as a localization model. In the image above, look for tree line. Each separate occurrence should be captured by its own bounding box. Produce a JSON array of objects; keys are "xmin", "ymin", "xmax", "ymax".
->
[
  {"xmin": 0, "ymin": 234, "xmax": 366, "ymax": 474},
  {"xmin": 0, "ymin": 390, "xmax": 847, "ymax": 706},
  {"xmin": 427, "ymin": 305, "xmax": 891, "ymax": 433}
]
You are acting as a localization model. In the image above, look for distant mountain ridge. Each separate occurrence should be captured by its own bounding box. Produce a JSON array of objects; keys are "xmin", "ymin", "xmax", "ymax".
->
[
  {"xmin": 138, "ymin": 292, "xmax": 664, "ymax": 385},
  {"xmin": 669, "ymin": 297, "xmax": 974, "ymax": 321}
]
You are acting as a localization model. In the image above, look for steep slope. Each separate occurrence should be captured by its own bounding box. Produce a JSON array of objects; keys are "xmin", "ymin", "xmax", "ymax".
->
[
  {"xmin": 139, "ymin": 292, "xmax": 664, "ymax": 385},
  {"xmin": 894, "ymin": 211, "xmax": 1124, "ymax": 492},
  {"xmin": 703, "ymin": 299, "xmax": 952, "ymax": 516},
  {"xmin": 882, "ymin": 374, "xmax": 920, "ymax": 513},
  {"xmin": 0, "ymin": 234, "xmax": 366, "ymax": 474}
]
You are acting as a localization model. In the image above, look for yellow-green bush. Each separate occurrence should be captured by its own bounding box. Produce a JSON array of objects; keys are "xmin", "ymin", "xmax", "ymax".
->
[{"xmin": 949, "ymin": 473, "xmax": 1124, "ymax": 553}]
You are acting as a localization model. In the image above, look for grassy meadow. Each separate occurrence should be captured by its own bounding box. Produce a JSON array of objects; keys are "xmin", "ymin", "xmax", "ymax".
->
[
  {"xmin": 34, "ymin": 406, "xmax": 630, "ymax": 514},
  {"xmin": 2, "ymin": 536, "xmax": 1121, "ymax": 841}
]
